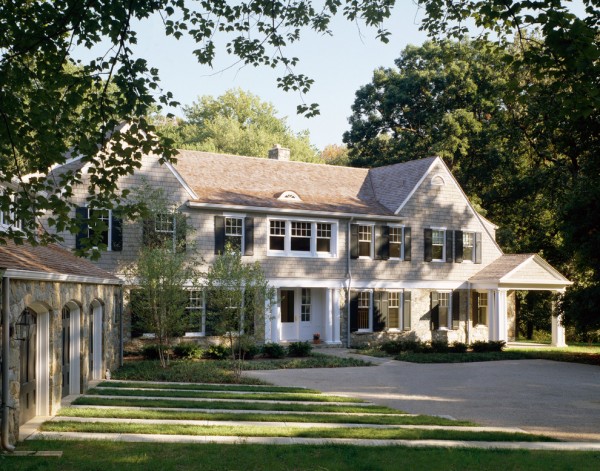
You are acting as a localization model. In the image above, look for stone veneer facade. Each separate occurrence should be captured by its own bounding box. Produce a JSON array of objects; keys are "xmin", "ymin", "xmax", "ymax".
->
[{"xmin": 1, "ymin": 278, "xmax": 120, "ymax": 444}]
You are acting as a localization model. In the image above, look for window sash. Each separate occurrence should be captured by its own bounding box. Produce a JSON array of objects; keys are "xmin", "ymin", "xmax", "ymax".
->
[
  {"xmin": 463, "ymin": 232, "xmax": 474, "ymax": 261},
  {"xmin": 389, "ymin": 227, "xmax": 402, "ymax": 258},
  {"xmin": 155, "ymin": 213, "xmax": 175, "ymax": 233},
  {"xmin": 358, "ymin": 225, "xmax": 372, "ymax": 257},
  {"xmin": 88, "ymin": 208, "xmax": 111, "ymax": 247},
  {"xmin": 432, "ymin": 230, "xmax": 445, "ymax": 260},
  {"xmin": 185, "ymin": 289, "xmax": 205, "ymax": 334}
]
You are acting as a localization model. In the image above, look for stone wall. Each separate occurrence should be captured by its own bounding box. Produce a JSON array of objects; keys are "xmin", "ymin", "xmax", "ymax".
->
[{"xmin": 0, "ymin": 278, "xmax": 121, "ymax": 445}]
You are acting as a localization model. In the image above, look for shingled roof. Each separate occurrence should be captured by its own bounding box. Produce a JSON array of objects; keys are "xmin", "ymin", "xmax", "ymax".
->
[
  {"xmin": 469, "ymin": 254, "xmax": 534, "ymax": 281},
  {"xmin": 0, "ymin": 241, "xmax": 120, "ymax": 283},
  {"xmin": 174, "ymin": 150, "xmax": 436, "ymax": 216}
]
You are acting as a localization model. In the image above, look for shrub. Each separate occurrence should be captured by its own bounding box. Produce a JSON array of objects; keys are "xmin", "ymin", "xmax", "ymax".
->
[
  {"xmin": 430, "ymin": 339, "xmax": 450, "ymax": 353},
  {"xmin": 471, "ymin": 340, "xmax": 506, "ymax": 352},
  {"xmin": 173, "ymin": 343, "xmax": 203, "ymax": 360},
  {"xmin": 380, "ymin": 339, "xmax": 424, "ymax": 354},
  {"xmin": 234, "ymin": 338, "xmax": 261, "ymax": 360},
  {"xmin": 380, "ymin": 340, "xmax": 403, "ymax": 355},
  {"xmin": 141, "ymin": 344, "xmax": 171, "ymax": 360},
  {"xmin": 287, "ymin": 341, "xmax": 313, "ymax": 357},
  {"xmin": 261, "ymin": 342, "xmax": 286, "ymax": 359},
  {"xmin": 451, "ymin": 341, "xmax": 468, "ymax": 353},
  {"xmin": 203, "ymin": 344, "xmax": 229, "ymax": 359}
]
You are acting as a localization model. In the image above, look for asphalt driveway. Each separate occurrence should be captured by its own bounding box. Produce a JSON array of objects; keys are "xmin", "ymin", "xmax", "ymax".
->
[{"xmin": 245, "ymin": 352, "xmax": 600, "ymax": 441}]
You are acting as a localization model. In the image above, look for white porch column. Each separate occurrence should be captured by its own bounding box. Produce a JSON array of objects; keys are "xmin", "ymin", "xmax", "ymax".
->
[
  {"xmin": 332, "ymin": 289, "xmax": 341, "ymax": 345},
  {"xmin": 270, "ymin": 295, "xmax": 279, "ymax": 343},
  {"xmin": 264, "ymin": 297, "xmax": 272, "ymax": 342},
  {"xmin": 551, "ymin": 301, "xmax": 567, "ymax": 347},
  {"xmin": 324, "ymin": 289, "xmax": 333, "ymax": 343},
  {"xmin": 489, "ymin": 289, "xmax": 508, "ymax": 342}
]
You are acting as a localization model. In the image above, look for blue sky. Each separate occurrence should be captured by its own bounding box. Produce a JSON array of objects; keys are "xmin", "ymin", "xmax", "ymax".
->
[{"xmin": 126, "ymin": 3, "xmax": 430, "ymax": 151}]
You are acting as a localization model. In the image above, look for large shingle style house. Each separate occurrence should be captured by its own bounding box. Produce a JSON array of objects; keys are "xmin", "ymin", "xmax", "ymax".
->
[{"xmin": 49, "ymin": 144, "xmax": 571, "ymax": 349}]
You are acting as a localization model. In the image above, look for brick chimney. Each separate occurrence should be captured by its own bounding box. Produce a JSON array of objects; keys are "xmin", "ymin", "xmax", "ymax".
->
[{"xmin": 268, "ymin": 144, "xmax": 290, "ymax": 161}]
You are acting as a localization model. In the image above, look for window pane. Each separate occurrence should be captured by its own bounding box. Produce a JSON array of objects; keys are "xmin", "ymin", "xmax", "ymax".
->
[
  {"xmin": 225, "ymin": 217, "xmax": 243, "ymax": 236},
  {"xmin": 463, "ymin": 232, "xmax": 474, "ymax": 261},
  {"xmin": 432, "ymin": 230, "xmax": 445, "ymax": 245},
  {"xmin": 270, "ymin": 221, "xmax": 285, "ymax": 251},
  {"xmin": 316, "ymin": 238, "xmax": 331, "ymax": 252},
  {"xmin": 156, "ymin": 213, "xmax": 174, "ymax": 233},
  {"xmin": 388, "ymin": 292, "xmax": 399, "ymax": 329},
  {"xmin": 478, "ymin": 293, "xmax": 488, "ymax": 325},
  {"xmin": 291, "ymin": 222, "xmax": 311, "ymax": 251},
  {"xmin": 389, "ymin": 227, "xmax": 401, "ymax": 258},
  {"xmin": 357, "ymin": 292, "xmax": 370, "ymax": 329},
  {"xmin": 317, "ymin": 223, "xmax": 332, "ymax": 253}
]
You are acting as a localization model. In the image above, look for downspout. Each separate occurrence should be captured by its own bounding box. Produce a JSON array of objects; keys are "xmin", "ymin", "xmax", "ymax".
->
[
  {"xmin": 2, "ymin": 273, "xmax": 16, "ymax": 452},
  {"xmin": 346, "ymin": 218, "xmax": 354, "ymax": 348},
  {"xmin": 119, "ymin": 285, "xmax": 124, "ymax": 367},
  {"xmin": 466, "ymin": 281, "xmax": 471, "ymax": 345}
]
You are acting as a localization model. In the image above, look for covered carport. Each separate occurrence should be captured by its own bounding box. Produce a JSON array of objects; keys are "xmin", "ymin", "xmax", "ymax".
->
[{"xmin": 469, "ymin": 254, "xmax": 572, "ymax": 346}]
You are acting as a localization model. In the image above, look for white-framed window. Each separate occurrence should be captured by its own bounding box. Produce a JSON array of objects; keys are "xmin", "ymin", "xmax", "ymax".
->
[
  {"xmin": 301, "ymin": 288, "xmax": 311, "ymax": 322},
  {"xmin": 0, "ymin": 189, "xmax": 23, "ymax": 231},
  {"xmin": 475, "ymin": 292, "xmax": 488, "ymax": 326},
  {"xmin": 88, "ymin": 208, "xmax": 112, "ymax": 249},
  {"xmin": 389, "ymin": 226, "xmax": 403, "ymax": 259},
  {"xmin": 432, "ymin": 229, "xmax": 445, "ymax": 261},
  {"xmin": 184, "ymin": 289, "xmax": 206, "ymax": 336},
  {"xmin": 225, "ymin": 216, "xmax": 244, "ymax": 252},
  {"xmin": 388, "ymin": 291, "xmax": 400, "ymax": 329},
  {"xmin": 268, "ymin": 218, "xmax": 338, "ymax": 258},
  {"xmin": 463, "ymin": 232, "xmax": 474, "ymax": 262},
  {"xmin": 357, "ymin": 290, "xmax": 372, "ymax": 331},
  {"xmin": 358, "ymin": 225, "xmax": 373, "ymax": 258}
]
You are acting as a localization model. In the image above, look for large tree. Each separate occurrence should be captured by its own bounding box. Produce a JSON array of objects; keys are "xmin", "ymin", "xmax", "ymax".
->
[
  {"xmin": 0, "ymin": 0, "xmax": 395, "ymax": 249},
  {"xmin": 154, "ymin": 89, "xmax": 320, "ymax": 162}
]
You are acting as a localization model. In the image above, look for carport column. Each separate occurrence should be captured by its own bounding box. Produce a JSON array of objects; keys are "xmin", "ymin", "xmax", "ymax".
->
[
  {"xmin": 332, "ymin": 289, "xmax": 341, "ymax": 344},
  {"xmin": 489, "ymin": 289, "xmax": 508, "ymax": 342},
  {"xmin": 551, "ymin": 301, "xmax": 567, "ymax": 347},
  {"xmin": 324, "ymin": 289, "xmax": 333, "ymax": 343}
]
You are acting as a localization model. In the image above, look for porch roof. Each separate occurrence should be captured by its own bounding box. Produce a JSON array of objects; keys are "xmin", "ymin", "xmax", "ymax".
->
[{"xmin": 469, "ymin": 254, "xmax": 571, "ymax": 291}]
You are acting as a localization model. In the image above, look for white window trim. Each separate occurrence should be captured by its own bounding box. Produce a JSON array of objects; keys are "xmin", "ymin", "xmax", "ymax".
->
[
  {"xmin": 388, "ymin": 224, "xmax": 405, "ymax": 261},
  {"xmin": 87, "ymin": 207, "xmax": 112, "ymax": 251},
  {"xmin": 356, "ymin": 289, "xmax": 373, "ymax": 333},
  {"xmin": 0, "ymin": 190, "xmax": 23, "ymax": 232},
  {"xmin": 357, "ymin": 223, "xmax": 375, "ymax": 259},
  {"xmin": 224, "ymin": 214, "xmax": 245, "ymax": 254},
  {"xmin": 431, "ymin": 227, "xmax": 446, "ymax": 263},
  {"xmin": 462, "ymin": 230, "xmax": 475, "ymax": 263},
  {"xmin": 267, "ymin": 217, "xmax": 338, "ymax": 258},
  {"xmin": 184, "ymin": 289, "xmax": 206, "ymax": 337}
]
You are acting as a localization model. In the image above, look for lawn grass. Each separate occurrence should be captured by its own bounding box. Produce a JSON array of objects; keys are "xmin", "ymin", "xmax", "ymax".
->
[
  {"xmin": 40, "ymin": 421, "xmax": 555, "ymax": 442},
  {"xmin": 6, "ymin": 441, "xmax": 600, "ymax": 471},
  {"xmin": 71, "ymin": 396, "xmax": 403, "ymax": 414},
  {"xmin": 87, "ymin": 387, "xmax": 361, "ymax": 403},
  {"xmin": 59, "ymin": 407, "xmax": 471, "ymax": 426},
  {"xmin": 97, "ymin": 381, "xmax": 320, "ymax": 394},
  {"xmin": 113, "ymin": 355, "xmax": 371, "ymax": 383}
]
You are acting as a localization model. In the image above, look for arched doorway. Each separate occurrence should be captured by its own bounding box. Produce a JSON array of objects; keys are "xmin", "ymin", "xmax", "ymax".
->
[
  {"xmin": 18, "ymin": 303, "xmax": 50, "ymax": 425},
  {"xmin": 89, "ymin": 300, "xmax": 104, "ymax": 380},
  {"xmin": 61, "ymin": 301, "xmax": 82, "ymax": 397}
]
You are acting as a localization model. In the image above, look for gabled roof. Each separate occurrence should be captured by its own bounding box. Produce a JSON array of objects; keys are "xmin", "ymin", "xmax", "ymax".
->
[
  {"xmin": 175, "ymin": 150, "xmax": 394, "ymax": 216},
  {"xmin": 0, "ymin": 241, "xmax": 120, "ymax": 284},
  {"xmin": 470, "ymin": 254, "xmax": 571, "ymax": 290}
]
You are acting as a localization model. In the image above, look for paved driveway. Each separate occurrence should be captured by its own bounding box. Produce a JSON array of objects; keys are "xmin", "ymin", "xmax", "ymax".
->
[{"xmin": 245, "ymin": 353, "xmax": 600, "ymax": 441}]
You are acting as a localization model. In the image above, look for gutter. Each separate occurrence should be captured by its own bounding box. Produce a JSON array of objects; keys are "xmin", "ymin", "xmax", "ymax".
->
[
  {"xmin": 1, "ymin": 273, "xmax": 15, "ymax": 452},
  {"xmin": 346, "ymin": 218, "xmax": 354, "ymax": 348},
  {"xmin": 186, "ymin": 201, "xmax": 402, "ymax": 222}
]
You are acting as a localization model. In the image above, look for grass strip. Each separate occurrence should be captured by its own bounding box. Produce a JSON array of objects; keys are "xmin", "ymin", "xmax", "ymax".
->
[
  {"xmin": 40, "ymin": 421, "xmax": 556, "ymax": 442},
  {"xmin": 59, "ymin": 407, "xmax": 466, "ymax": 426},
  {"xmin": 87, "ymin": 387, "xmax": 360, "ymax": 403},
  {"xmin": 97, "ymin": 381, "xmax": 319, "ymax": 394},
  {"xmin": 71, "ymin": 396, "xmax": 403, "ymax": 414},
  {"xmin": 393, "ymin": 350, "xmax": 600, "ymax": 365},
  {"xmin": 9, "ymin": 441, "xmax": 600, "ymax": 471}
]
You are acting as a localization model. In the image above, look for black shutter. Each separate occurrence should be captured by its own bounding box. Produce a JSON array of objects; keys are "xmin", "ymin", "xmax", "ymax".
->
[
  {"xmin": 454, "ymin": 230, "xmax": 463, "ymax": 263},
  {"xmin": 350, "ymin": 224, "xmax": 359, "ymax": 259},
  {"xmin": 375, "ymin": 225, "xmax": 390, "ymax": 260},
  {"xmin": 75, "ymin": 206, "xmax": 88, "ymax": 250},
  {"xmin": 446, "ymin": 230, "xmax": 454, "ymax": 263},
  {"xmin": 111, "ymin": 212, "xmax": 123, "ymax": 251},
  {"xmin": 403, "ymin": 227, "xmax": 411, "ymax": 261},
  {"xmin": 430, "ymin": 291, "xmax": 440, "ymax": 330},
  {"xmin": 451, "ymin": 291, "xmax": 460, "ymax": 330},
  {"xmin": 472, "ymin": 292, "xmax": 479, "ymax": 326},
  {"xmin": 244, "ymin": 217, "xmax": 254, "ymax": 256},
  {"xmin": 214, "ymin": 216, "xmax": 225, "ymax": 254},
  {"xmin": 373, "ymin": 291, "xmax": 388, "ymax": 332},
  {"xmin": 175, "ymin": 214, "xmax": 186, "ymax": 253},
  {"xmin": 402, "ymin": 291, "xmax": 411, "ymax": 331},
  {"xmin": 424, "ymin": 228, "xmax": 433, "ymax": 262},
  {"xmin": 474, "ymin": 232, "xmax": 482, "ymax": 264},
  {"xmin": 349, "ymin": 291, "xmax": 359, "ymax": 333}
]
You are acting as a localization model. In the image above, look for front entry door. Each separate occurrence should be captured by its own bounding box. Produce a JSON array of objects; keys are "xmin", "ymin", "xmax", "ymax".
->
[
  {"xmin": 280, "ymin": 290, "xmax": 296, "ymax": 340},
  {"xmin": 19, "ymin": 309, "xmax": 37, "ymax": 425},
  {"xmin": 61, "ymin": 307, "xmax": 71, "ymax": 397}
]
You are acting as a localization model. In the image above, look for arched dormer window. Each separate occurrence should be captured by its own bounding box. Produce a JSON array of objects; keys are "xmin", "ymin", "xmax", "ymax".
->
[
  {"xmin": 277, "ymin": 190, "xmax": 302, "ymax": 202},
  {"xmin": 431, "ymin": 174, "xmax": 446, "ymax": 186}
]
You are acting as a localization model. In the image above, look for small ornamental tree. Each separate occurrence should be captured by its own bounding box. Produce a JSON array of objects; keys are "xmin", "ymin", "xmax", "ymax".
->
[
  {"xmin": 125, "ymin": 185, "xmax": 201, "ymax": 368},
  {"xmin": 205, "ymin": 243, "xmax": 274, "ymax": 380}
]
